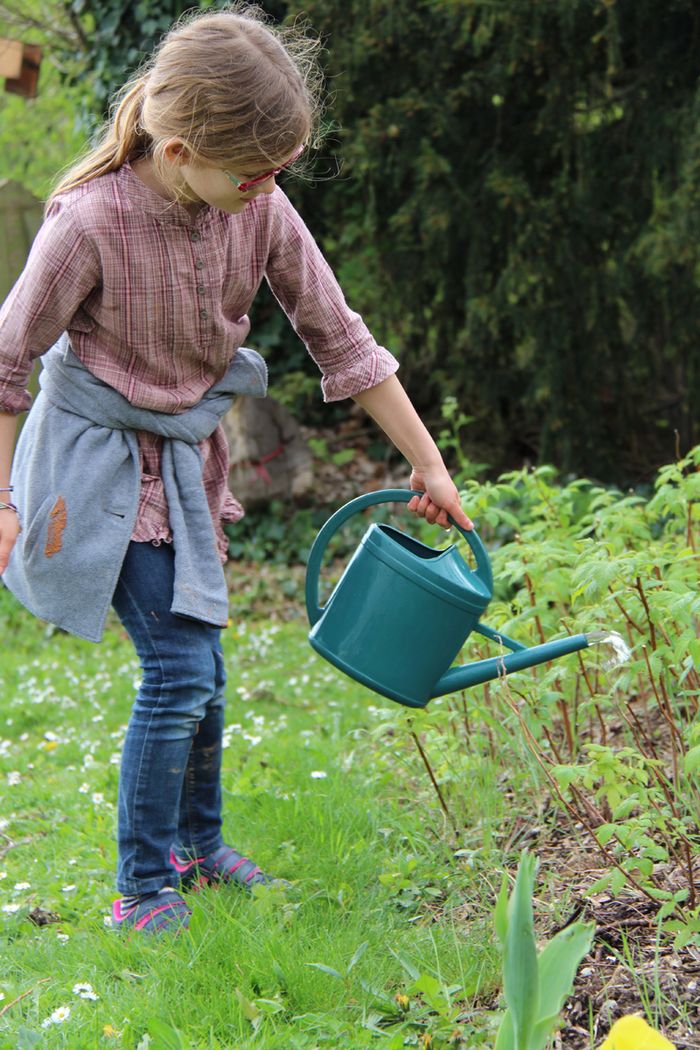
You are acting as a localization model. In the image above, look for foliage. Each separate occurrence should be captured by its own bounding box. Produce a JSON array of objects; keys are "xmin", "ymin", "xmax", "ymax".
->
[
  {"xmin": 359, "ymin": 445, "xmax": 699, "ymax": 942},
  {"xmin": 277, "ymin": 0, "xmax": 700, "ymax": 481}
]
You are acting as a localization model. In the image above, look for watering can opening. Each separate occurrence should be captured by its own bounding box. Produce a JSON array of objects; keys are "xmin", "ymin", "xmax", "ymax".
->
[{"xmin": 376, "ymin": 524, "xmax": 453, "ymax": 561}]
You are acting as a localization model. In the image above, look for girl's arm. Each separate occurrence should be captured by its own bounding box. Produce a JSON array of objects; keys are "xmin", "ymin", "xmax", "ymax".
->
[
  {"xmin": 0, "ymin": 412, "xmax": 20, "ymax": 574},
  {"xmin": 352, "ymin": 374, "xmax": 473, "ymax": 531}
]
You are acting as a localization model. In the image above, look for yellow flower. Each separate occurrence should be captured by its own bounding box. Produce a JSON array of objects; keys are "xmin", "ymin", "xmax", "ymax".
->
[
  {"xmin": 600, "ymin": 1016, "xmax": 677, "ymax": 1050},
  {"xmin": 103, "ymin": 1024, "xmax": 119, "ymax": 1038}
]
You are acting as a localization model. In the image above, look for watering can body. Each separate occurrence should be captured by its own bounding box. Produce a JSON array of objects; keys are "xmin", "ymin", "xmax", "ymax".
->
[{"xmin": 305, "ymin": 490, "xmax": 590, "ymax": 709}]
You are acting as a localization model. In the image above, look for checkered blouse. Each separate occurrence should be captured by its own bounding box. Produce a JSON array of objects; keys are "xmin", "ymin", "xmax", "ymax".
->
[{"xmin": 0, "ymin": 163, "xmax": 399, "ymax": 557}]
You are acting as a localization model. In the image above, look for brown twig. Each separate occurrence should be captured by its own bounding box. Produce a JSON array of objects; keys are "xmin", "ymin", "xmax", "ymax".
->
[
  {"xmin": 524, "ymin": 572, "xmax": 546, "ymax": 645},
  {"xmin": 609, "ymin": 590, "xmax": 644, "ymax": 635},
  {"xmin": 635, "ymin": 577, "xmax": 657, "ymax": 650},
  {"xmin": 0, "ymin": 978, "xmax": 51, "ymax": 1018},
  {"xmin": 410, "ymin": 731, "xmax": 456, "ymax": 831}
]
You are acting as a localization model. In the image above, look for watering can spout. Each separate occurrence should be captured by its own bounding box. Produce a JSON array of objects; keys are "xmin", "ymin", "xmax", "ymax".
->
[{"xmin": 430, "ymin": 633, "xmax": 590, "ymax": 699}]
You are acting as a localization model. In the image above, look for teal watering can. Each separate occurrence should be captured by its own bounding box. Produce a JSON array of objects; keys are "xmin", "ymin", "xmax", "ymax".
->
[{"xmin": 305, "ymin": 489, "xmax": 592, "ymax": 709}]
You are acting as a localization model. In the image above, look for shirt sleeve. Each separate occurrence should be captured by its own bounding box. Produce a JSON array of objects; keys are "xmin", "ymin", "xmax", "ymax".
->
[
  {"xmin": 0, "ymin": 198, "xmax": 101, "ymax": 414},
  {"xmin": 263, "ymin": 188, "xmax": 399, "ymax": 401}
]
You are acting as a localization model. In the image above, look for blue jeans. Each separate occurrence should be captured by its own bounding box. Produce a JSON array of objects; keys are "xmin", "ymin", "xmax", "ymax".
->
[{"xmin": 112, "ymin": 541, "xmax": 226, "ymax": 895}]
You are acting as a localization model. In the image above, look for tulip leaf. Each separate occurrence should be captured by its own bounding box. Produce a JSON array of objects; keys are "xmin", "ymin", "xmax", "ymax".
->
[
  {"xmin": 535, "ymin": 920, "xmax": 595, "ymax": 1022},
  {"xmin": 503, "ymin": 851, "xmax": 539, "ymax": 1050},
  {"xmin": 494, "ymin": 872, "xmax": 509, "ymax": 947}
]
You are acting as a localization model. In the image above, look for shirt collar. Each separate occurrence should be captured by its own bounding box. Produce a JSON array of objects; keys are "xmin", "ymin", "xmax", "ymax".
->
[{"xmin": 119, "ymin": 160, "xmax": 212, "ymax": 228}]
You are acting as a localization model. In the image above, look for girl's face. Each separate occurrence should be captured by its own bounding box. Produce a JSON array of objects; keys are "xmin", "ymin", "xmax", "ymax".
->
[{"xmin": 178, "ymin": 161, "xmax": 276, "ymax": 214}]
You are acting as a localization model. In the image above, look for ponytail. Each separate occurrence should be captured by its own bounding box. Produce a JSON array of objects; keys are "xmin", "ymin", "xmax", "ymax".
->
[{"xmin": 49, "ymin": 73, "xmax": 152, "ymax": 204}]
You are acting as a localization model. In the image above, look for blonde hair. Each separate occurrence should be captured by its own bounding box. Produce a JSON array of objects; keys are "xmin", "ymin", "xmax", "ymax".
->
[{"xmin": 50, "ymin": 3, "xmax": 323, "ymax": 203}]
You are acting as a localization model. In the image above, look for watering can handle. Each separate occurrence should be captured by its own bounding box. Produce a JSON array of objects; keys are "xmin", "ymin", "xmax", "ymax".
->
[{"xmin": 305, "ymin": 488, "xmax": 492, "ymax": 626}]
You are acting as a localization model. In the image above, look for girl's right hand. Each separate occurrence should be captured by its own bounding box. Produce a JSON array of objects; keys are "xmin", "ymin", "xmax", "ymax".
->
[{"xmin": 0, "ymin": 508, "xmax": 21, "ymax": 574}]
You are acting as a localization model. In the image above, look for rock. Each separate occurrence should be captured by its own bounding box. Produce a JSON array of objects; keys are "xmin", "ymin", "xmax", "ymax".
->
[{"xmin": 222, "ymin": 396, "xmax": 313, "ymax": 509}]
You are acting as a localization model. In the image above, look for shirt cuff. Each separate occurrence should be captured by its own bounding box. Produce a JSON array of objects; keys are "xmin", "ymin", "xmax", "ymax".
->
[
  {"xmin": 321, "ymin": 345, "xmax": 400, "ymax": 403},
  {"xmin": 0, "ymin": 386, "xmax": 32, "ymax": 415}
]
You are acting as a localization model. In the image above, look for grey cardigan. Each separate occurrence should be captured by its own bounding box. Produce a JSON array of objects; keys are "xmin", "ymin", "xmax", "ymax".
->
[{"xmin": 2, "ymin": 337, "xmax": 267, "ymax": 641}]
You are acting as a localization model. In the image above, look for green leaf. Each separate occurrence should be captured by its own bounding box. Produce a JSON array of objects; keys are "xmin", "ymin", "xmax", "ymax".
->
[
  {"xmin": 388, "ymin": 947, "xmax": 421, "ymax": 981},
  {"xmin": 306, "ymin": 963, "xmax": 345, "ymax": 979},
  {"xmin": 494, "ymin": 872, "xmax": 509, "ymax": 947},
  {"xmin": 535, "ymin": 922, "xmax": 595, "ymax": 1027},
  {"xmin": 494, "ymin": 1009, "xmax": 516, "ymax": 1050},
  {"xmin": 146, "ymin": 1019, "xmax": 190, "ymax": 1050},
  {"xmin": 684, "ymin": 745, "xmax": 700, "ymax": 776},
  {"xmin": 347, "ymin": 940, "xmax": 369, "ymax": 972},
  {"xmin": 234, "ymin": 986, "xmax": 261, "ymax": 1020},
  {"xmin": 503, "ymin": 852, "xmax": 539, "ymax": 1050}
]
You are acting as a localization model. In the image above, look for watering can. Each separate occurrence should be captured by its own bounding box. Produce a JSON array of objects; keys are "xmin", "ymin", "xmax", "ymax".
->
[{"xmin": 305, "ymin": 489, "xmax": 592, "ymax": 709}]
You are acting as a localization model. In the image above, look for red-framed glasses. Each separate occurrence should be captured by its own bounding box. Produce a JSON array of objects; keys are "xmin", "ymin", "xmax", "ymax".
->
[{"xmin": 224, "ymin": 142, "xmax": 306, "ymax": 194}]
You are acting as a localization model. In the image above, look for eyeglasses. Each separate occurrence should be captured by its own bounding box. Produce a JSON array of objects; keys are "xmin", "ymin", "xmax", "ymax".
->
[{"xmin": 224, "ymin": 142, "xmax": 306, "ymax": 194}]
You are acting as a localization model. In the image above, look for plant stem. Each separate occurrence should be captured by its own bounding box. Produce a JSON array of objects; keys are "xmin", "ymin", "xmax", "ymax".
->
[{"xmin": 410, "ymin": 731, "xmax": 456, "ymax": 831}]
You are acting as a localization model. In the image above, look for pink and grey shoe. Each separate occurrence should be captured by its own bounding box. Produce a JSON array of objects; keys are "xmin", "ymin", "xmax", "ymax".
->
[
  {"xmin": 111, "ymin": 887, "xmax": 192, "ymax": 935},
  {"xmin": 170, "ymin": 844, "xmax": 287, "ymax": 892}
]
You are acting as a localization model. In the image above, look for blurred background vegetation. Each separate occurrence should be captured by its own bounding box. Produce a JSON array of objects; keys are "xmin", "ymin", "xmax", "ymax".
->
[{"xmin": 1, "ymin": 0, "xmax": 699, "ymax": 485}]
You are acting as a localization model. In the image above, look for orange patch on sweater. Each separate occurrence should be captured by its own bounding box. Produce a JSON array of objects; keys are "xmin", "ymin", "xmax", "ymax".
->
[{"xmin": 44, "ymin": 496, "xmax": 67, "ymax": 556}]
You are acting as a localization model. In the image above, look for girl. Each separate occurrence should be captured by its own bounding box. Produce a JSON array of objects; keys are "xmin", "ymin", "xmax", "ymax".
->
[{"xmin": 0, "ymin": 4, "xmax": 472, "ymax": 935}]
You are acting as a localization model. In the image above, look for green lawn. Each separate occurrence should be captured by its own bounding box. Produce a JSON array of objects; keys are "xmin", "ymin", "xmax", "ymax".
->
[
  {"xmin": 1, "ymin": 452, "xmax": 697, "ymax": 1048},
  {"xmin": 0, "ymin": 586, "xmax": 504, "ymax": 1049}
]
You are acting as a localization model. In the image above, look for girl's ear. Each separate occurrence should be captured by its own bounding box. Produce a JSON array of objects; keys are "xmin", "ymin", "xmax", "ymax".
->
[{"xmin": 162, "ymin": 138, "xmax": 191, "ymax": 166}]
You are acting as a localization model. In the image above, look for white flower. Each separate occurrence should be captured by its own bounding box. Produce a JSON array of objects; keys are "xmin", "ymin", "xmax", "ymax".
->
[
  {"xmin": 13, "ymin": 882, "xmax": 30, "ymax": 891},
  {"xmin": 42, "ymin": 1005, "xmax": 71, "ymax": 1026},
  {"xmin": 56, "ymin": 933, "xmax": 70, "ymax": 943},
  {"xmin": 310, "ymin": 770, "xmax": 328, "ymax": 779},
  {"xmin": 73, "ymin": 983, "xmax": 99, "ymax": 1000},
  {"xmin": 78, "ymin": 783, "xmax": 89, "ymax": 793},
  {"xmin": 62, "ymin": 885, "xmax": 77, "ymax": 893},
  {"xmin": 6, "ymin": 771, "xmax": 21, "ymax": 786},
  {"xmin": 91, "ymin": 792, "xmax": 104, "ymax": 805},
  {"xmin": 2, "ymin": 903, "xmax": 21, "ymax": 913}
]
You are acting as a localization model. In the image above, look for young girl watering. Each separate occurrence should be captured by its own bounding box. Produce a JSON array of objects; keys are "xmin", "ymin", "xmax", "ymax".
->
[{"xmin": 0, "ymin": 4, "xmax": 472, "ymax": 934}]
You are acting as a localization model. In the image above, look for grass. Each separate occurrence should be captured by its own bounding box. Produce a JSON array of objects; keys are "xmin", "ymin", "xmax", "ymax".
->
[{"xmin": 0, "ymin": 585, "xmax": 505, "ymax": 1049}]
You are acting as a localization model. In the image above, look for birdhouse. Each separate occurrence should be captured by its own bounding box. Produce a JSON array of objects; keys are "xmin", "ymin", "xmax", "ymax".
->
[{"xmin": 1, "ymin": 38, "xmax": 41, "ymax": 99}]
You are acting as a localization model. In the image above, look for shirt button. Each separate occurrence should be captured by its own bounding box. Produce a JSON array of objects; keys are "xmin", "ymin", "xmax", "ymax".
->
[
  {"xmin": 190, "ymin": 231, "xmax": 201, "ymax": 242},
  {"xmin": 200, "ymin": 308, "xmax": 209, "ymax": 319},
  {"xmin": 195, "ymin": 260, "xmax": 204, "ymax": 269},
  {"xmin": 197, "ymin": 285, "xmax": 206, "ymax": 295}
]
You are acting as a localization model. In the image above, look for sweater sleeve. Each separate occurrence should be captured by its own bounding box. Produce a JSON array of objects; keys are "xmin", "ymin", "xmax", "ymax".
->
[
  {"xmin": 0, "ymin": 198, "xmax": 101, "ymax": 414},
  {"xmin": 263, "ymin": 188, "xmax": 399, "ymax": 401}
]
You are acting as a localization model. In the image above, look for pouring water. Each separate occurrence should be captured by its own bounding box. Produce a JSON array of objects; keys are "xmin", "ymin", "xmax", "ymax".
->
[{"xmin": 585, "ymin": 630, "xmax": 632, "ymax": 669}]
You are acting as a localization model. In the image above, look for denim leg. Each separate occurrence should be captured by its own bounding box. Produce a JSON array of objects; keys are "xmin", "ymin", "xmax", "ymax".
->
[
  {"xmin": 112, "ymin": 541, "xmax": 226, "ymax": 895},
  {"xmin": 175, "ymin": 644, "xmax": 227, "ymax": 858}
]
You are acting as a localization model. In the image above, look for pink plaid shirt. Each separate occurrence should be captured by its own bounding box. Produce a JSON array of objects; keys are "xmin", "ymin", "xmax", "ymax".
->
[{"xmin": 0, "ymin": 162, "xmax": 398, "ymax": 557}]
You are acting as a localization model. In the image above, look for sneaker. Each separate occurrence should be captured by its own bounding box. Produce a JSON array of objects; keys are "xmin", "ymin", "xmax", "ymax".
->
[
  {"xmin": 111, "ymin": 887, "xmax": 192, "ymax": 935},
  {"xmin": 170, "ymin": 844, "xmax": 287, "ymax": 892}
]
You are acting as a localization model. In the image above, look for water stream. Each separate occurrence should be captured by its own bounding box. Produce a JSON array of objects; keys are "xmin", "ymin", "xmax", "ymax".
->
[{"xmin": 585, "ymin": 630, "xmax": 632, "ymax": 669}]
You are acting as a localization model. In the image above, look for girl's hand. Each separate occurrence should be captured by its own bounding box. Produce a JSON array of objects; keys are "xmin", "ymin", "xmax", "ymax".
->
[
  {"xmin": 0, "ymin": 508, "xmax": 21, "ymax": 575},
  {"xmin": 407, "ymin": 467, "xmax": 473, "ymax": 531}
]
